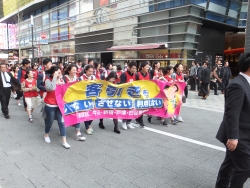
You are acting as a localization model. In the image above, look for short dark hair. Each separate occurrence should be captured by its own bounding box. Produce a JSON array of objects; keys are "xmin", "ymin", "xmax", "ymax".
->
[
  {"xmin": 106, "ymin": 71, "xmax": 117, "ymax": 81},
  {"xmin": 94, "ymin": 62, "xmax": 100, "ymax": 69},
  {"xmin": 43, "ymin": 58, "xmax": 52, "ymax": 65},
  {"xmin": 25, "ymin": 69, "xmax": 32, "ymax": 79},
  {"xmin": 77, "ymin": 60, "xmax": 82, "ymax": 63},
  {"xmin": 45, "ymin": 66, "xmax": 60, "ymax": 76},
  {"xmin": 22, "ymin": 58, "xmax": 30, "ymax": 66},
  {"xmin": 88, "ymin": 59, "xmax": 93, "ymax": 64},
  {"xmin": 238, "ymin": 53, "xmax": 250, "ymax": 72},
  {"xmin": 116, "ymin": 65, "xmax": 122, "ymax": 71},
  {"xmin": 139, "ymin": 61, "xmax": 149, "ymax": 71},
  {"xmin": 128, "ymin": 62, "xmax": 137, "ymax": 68}
]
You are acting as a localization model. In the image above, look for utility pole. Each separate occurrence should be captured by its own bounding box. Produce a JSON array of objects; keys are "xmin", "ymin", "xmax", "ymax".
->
[{"xmin": 31, "ymin": 15, "xmax": 34, "ymax": 64}]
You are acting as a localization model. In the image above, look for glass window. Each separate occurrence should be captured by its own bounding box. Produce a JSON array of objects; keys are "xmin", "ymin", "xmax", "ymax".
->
[
  {"xmin": 206, "ymin": 12, "xmax": 225, "ymax": 23},
  {"xmin": 228, "ymin": 1, "xmax": 241, "ymax": 18},
  {"xmin": 239, "ymin": 3, "xmax": 248, "ymax": 19},
  {"xmin": 59, "ymin": 6, "xmax": 68, "ymax": 25},
  {"xmin": 51, "ymin": 10, "xmax": 58, "ymax": 28},
  {"xmin": 188, "ymin": 0, "xmax": 207, "ymax": 8},
  {"xmin": 238, "ymin": 20, "xmax": 246, "ymax": 27},
  {"xmin": 208, "ymin": 0, "xmax": 228, "ymax": 15},
  {"xmin": 226, "ymin": 18, "xmax": 237, "ymax": 26}
]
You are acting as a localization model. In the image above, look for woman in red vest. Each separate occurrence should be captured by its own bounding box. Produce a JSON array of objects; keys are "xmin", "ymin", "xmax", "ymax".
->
[
  {"xmin": 94, "ymin": 62, "xmax": 101, "ymax": 80},
  {"xmin": 115, "ymin": 65, "xmax": 123, "ymax": 84},
  {"xmin": 135, "ymin": 61, "xmax": 152, "ymax": 128},
  {"xmin": 120, "ymin": 62, "xmax": 137, "ymax": 130},
  {"xmin": 43, "ymin": 66, "xmax": 70, "ymax": 149},
  {"xmin": 63, "ymin": 64, "xmax": 86, "ymax": 141},
  {"xmin": 150, "ymin": 61, "xmax": 160, "ymax": 79},
  {"xmin": 21, "ymin": 69, "xmax": 39, "ymax": 123},
  {"xmin": 81, "ymin": 65, "xmax": 96, "ymax": 135},
  {"xmin": 31, "ymin": 63, "xmax": 38, "ymax": 80}
]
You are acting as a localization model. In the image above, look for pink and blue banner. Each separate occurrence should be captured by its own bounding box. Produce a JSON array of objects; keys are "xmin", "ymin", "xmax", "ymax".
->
[{"xmin": 55, "ymin": 80, "xmax": 186, "ymax": 126}]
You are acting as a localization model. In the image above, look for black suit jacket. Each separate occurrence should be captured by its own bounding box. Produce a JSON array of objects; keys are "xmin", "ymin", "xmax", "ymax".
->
[
  {"xmin": 200, "ymin": 67, "xmax": 211, "ymax": 83},
  {"xmin": 0, "ymin": 72, "xmax": 21, "ymax": 91},
  {"xmin": 216, "ymin": 74, "xmax": 250, "ymax": 149}
]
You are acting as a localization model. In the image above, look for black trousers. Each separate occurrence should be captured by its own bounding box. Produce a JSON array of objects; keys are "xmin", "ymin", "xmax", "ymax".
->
[
  {"xmin": 0, "ymin": 87, "xmax": 11, "ymax": 115},
  {"xmin": 216, "ymin": 147, "xmax": 250, "ymax": 188},
  {"xmin": 221, "ymin": 79, "xmax": 229, "ymax": 93},
  {"xmin": 136, "ymin": 115, "xmax": 144, "ymax": 125},
  {"xmin": 196, "ymin": 78, "xmax": 200, "ymax": 91},
  {"xmin": 190, "ymin": 76, "xmax": 195, "ymax": 90},
  {"xmin": 200, "ymin": 83, "xmax": 208, "ymax": 96},
  {"xmin": 15, "ymin": 90, "xmax": 23, "ymax": 100},
  {"xmin": 22, "ymin": 92, "xmax": 27, "ymax": 108},
  {"xmin": 210, "ymin": 81, "xmax": 218, "ymax": 94}
]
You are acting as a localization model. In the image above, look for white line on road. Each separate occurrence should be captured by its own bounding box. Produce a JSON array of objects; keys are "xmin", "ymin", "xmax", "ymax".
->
[{"xmin": 143, "ymin": 127, "xmax": 226, "ymax": 152}]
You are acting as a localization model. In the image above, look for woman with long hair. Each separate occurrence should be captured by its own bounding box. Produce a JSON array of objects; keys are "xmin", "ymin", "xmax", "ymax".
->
[
  {"xmin": 94, "ymin": 62, "xmax": 101, "ymax": 80},
  {"xmin": 63, "ymin": 64, "xmax": 86, "ymax": 141},
  {"xmin": 80, "ymin": 65, "xmax": 96, "ymax": 135},
  {"xmin": 43, "ymin": 66, "xmax": 70, "ymax": 149},
  {"xmin": 31, "ymin": 63, "xmax": 38, "ymax": 80},
  {"xmin": 11, "ymin": 66, "xmax": 23, "ymax": 106},
  {"xmin": 21, "ymin": 69, "xmax": 39, "ymax": 123},
  {"xmin": 99, "ymin": 72, "xmax": 121, "ymax": 134},
  {"xmin": 150, "ymin": 61, "xmax": 161, "ymax": 79}
]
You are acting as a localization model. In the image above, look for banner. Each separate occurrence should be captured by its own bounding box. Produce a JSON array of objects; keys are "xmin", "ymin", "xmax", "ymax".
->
[{"xmin": 55, "ymin": 80, "xmax": 186, "ymax": 126}]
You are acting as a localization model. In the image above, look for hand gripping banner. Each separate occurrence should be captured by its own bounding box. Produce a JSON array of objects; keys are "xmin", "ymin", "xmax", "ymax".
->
[{"xmin": 55, "ymin": 80, "xmax": 186, "ymax": 126}]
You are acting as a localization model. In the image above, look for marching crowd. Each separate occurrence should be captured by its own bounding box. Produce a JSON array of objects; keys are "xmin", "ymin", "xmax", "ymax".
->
[{"xmin": 0, "ymin": 58, "xmax": 231, "ymax": 149}]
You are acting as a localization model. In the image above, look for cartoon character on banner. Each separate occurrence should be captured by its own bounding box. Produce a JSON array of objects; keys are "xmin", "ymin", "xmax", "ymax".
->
[{"xmin": 163, "ymin": 84, "xmax": 181, "ymax": 115}]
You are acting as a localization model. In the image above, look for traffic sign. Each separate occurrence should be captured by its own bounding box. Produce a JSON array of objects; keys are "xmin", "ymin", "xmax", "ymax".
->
[{"xmin": 40, "ymin": 32, "xmax": 47, "ymax": 39}]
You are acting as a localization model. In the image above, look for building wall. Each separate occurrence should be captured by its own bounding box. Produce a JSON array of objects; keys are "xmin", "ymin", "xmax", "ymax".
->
[{"xmin": 3, "ymin": 0, "xmax": 34, "ymax": 16}]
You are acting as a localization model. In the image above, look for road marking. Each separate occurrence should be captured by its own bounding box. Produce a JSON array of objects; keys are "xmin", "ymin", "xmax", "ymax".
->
[
  {"xmin": 143, "ymin": 127, "xmax": 226, "ymax": 152},
  {"xmin": 183, "ymin": 104, "xmax": 224, "ymax": 113}
]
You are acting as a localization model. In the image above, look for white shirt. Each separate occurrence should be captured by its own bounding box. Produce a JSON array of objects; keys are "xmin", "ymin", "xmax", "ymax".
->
[
  {"xmin": 240, "ymin": 72, "xmax": 250, "ymax": 85},
  {"xmin": 1, "ymin": 72, "xmax": 11, "ymax": 88}
]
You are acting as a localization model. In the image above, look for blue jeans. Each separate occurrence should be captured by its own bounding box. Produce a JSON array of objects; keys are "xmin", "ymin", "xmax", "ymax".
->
[
  {"xmin": 44, "ymin": 105, "xmax": 66, "ymax": 137},
  {"xmin": 74, "ymin": 123, "xmax": 80, "ymax": 131},
  {"xmin": 84, "ymin": 120, "xmax": 93, "ymax": 130}
]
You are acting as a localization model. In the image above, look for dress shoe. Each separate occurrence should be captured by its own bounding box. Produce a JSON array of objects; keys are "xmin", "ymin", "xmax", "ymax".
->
[
  {"xmin": 4, "ymin": 114, "xmax": 10, "ymax": 119},
  {"xmin": 99, "ymin": 122, "xmax": 105, "ymax": 129},
  {"xmin": 114, "ymin": 127, "xmax": 120, "ymax": 134}
]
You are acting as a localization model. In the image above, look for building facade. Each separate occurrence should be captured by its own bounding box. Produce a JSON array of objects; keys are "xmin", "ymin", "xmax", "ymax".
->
[{"xmin": 0, "ymin": 0, "xmax": 248, "ymax": 67}]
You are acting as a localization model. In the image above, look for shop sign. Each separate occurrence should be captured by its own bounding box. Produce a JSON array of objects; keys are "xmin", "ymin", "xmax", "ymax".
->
[{"xmin": 140, "ymin": 53, "xmax": 168, "ymax": 59}]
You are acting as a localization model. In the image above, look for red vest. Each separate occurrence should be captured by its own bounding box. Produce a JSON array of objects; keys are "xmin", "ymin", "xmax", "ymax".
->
[
  {"xmin": 164, "ymin": 75, "xmax": 173, "ymax": 82},
  {"xmin": 81, "ymin": 74, "xmax": 95, "ymax": 81},
  {"xmin": 32, "ymin": 70, "xmax": 38, "ymax": 80},
  {"xmin": 137, "ymin": 72, "xmax": 150, "ymax": 80},
  {"xmin": 76, "ymin": 67, "xmax": 82, "ymax": 78},
  {"xmin": 116, "ymin": 71, "xmax": 122, "ymax": 83},
  {"xmin": 24, "ymin": 79, "xmax": 38, "ymax": 98},
  {"xmin": 20, "ymin": 69, "xmax": 26, "ymax": 83},
  {"xmin": 175, "ymin": 73, "xmax": 184, "ymax": 81},
  {"xmin": 14, "ymin": 73, "xmax": 18, "ymax": 79},
  {"xmin": 95, "ymin": 69, "xmax": 100, "ymax": 80},
  {"xmin": 43, "ymin": 78, "xmax": 57, "ymax": 105},
  {"xmin": 125, "ymin": 71, "xmax": 135, "ymax": 83},
  {"xmin": 154, "ymin": 70, "xmax": 159, "ymax": 78}
]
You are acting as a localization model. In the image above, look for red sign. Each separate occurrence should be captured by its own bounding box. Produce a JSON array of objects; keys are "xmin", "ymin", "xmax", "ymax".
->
[{"xmin": 40, "ymin": 32, "xmax": 47, "ymax": 39}]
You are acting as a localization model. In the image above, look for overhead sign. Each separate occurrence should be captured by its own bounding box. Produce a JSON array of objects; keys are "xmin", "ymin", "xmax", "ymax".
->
[{"xmin": 0, "ymin": 23, "xmax": 8, "ymax": 49}]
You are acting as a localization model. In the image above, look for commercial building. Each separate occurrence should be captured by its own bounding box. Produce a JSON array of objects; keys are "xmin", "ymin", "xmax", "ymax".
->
[{"xmin": 0, "ymin": 0, "xmax": 248, "ymax": 69}]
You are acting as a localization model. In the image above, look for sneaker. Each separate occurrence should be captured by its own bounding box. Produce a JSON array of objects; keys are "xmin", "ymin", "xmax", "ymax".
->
[
  {"xmin": 44, "ymin": 136, "xmax": 51, "ymax": 143},
  {"xmin": 89, "ymin": 127, "xmax": 94, "ymax": 133},
  {"xmin": 62, "ymin": 142, "xmax": 71, "ymax": 149},
  {"xmin": 121, "ymin": 122, "xmax": 127, "ymax": 130},
  {"xmin": 76, "ymin": 133, "xmax": 86, "ymax": 141},
  {"xmin": 172, "ymin": 119, "xmax": 178, "ymax": 125},
  {"xmin": 86, "ymin": 129, "xmax": 93, "ymax": 135},
  {"xmin": 127, "ymin": 123, "xmax": 135, "ymax": 129},
  {"xmin": 176, "ymin": 116, "xmax": 184, "ymax": 122},
  {"xmin": 29, "ymin": 118, "xmax": 33, "ymax": 123},
  {"xmin": 160, "ymin": 121, "xmax": 168, "ymax": 127},
  {"xmin": 17, "ymin": 103, "xmax": 21, "ymax": 107}
]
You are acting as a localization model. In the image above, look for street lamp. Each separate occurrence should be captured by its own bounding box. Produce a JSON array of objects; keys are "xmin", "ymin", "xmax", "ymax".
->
[{"xmin": 31, "ymin": 15, "xmax": 34, "ymax": 64}]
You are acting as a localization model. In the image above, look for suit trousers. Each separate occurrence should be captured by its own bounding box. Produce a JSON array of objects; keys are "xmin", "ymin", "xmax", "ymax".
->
[
  {"xmin": 190, "ymin": 76, "xmax": 196, "ymax": 90},
  {"xmin": 200, "ymin": 83, "xmax": 208, "ymax": 96},
  {"xmin": 0, "ymin": 87, "xmax": 11, "ymax": 115},
  {"xmin": 221, "ymin": 79, "xmax": 229, "ymax": 93},
  {"xmin": 216, "ymin": 147, "xmax": 250, "ymax": 188}
]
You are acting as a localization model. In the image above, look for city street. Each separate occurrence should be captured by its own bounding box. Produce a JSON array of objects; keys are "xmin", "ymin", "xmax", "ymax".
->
[{"xmin": 0, "ymin": 91, "xmax": 249, "ymax": 188}]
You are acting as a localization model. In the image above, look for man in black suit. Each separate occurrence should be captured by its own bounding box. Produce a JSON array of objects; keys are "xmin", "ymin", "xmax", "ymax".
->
[
  {"xmin": 215, "ymin": 53, "xmax": 250, "ymax": 188},
  {"xmin": 200, "ymin": 62, "xmax": 211, "ymax": 99},
  {"xmin": 0, "ymin": 63, "xmax": 12, "ymax": 119}
]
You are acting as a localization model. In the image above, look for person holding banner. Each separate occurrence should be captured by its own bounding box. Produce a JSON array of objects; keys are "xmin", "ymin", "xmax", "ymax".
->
[
  {"xmin": 43, "ymin": 66, "xmax": 70, "ymax": 149},
  {"xmin": 171, "ymin": 63, "xmax": 185, "ymax": 123},
  {"xmin": 115, "ymin": 65, "xmax": 123, "ymax": 84},
  {"xmin": 63, "ymin": 65, "xmax": 86, "ymax": 141},
  {"xmin": 150, "ymin": 61, "xmax": 160, "ymax": 79},
  {"xmin": 80, "ymin": 65, "xmax": 96, "ymax": 135},
  {"xmin": 135, "ymin": 61, "xmax": 152, "ymax": 128},
  {"xmin": 94, "ymin": 62, "xmax": 101, "ymax": 80},
  {"xmin": 98, "ymin": 71, "xmax": 121, "ymax": 134},
  {"xmin": 120, "ymin": 62, "xmax": 137, "ymax": 130}
]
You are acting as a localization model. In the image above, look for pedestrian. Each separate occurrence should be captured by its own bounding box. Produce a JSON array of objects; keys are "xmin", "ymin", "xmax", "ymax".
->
[
  {"xmin": 135, "ymin": 61, "xmax": 152, "ymax": 128},
  {"xmin": 215, "ymin": 60, "xmax": 222, "ymax": 90},
  {"xmin": 215, "ymin": 52, "xmax": 250, "ymax": 188},
  {"xmin": 200, "ymin": 62, "xmax": 211, "ymax": 100},
  {"xmin": 210, "ymin": 66, "xmax": 222, "ymax": 95},
  {"xmin": 220, "ymin": 61, "xmax": 232, "ymax": 94},
  {"xmin": 31, "ymin": 63, "xmax": 38, "ymax": 80},
  {"xmin": 43, "ymin": 66, "xmax": 70, "ymax": 149},
  {"xmin": 171, "ymin": 63, "xmax": 185, "ymax": 122},
  {"xmin": 76, "ymin": 60, "xmax": 83, "ymax": 78},
  {"xmin": 189, "ymin": 61, "xmax": 196, "ymax": 91},
  {"xmin": 94, "ymin": 62, "xmax": 101, "ymax": 80},
  {"xmin": 0, "ymin": 63, "xmax": 14, "ymax": 119},
  {"xmin": 99, "ymin": 71, "xmax": 121, "ymax": 134},
  {"xmin": 80, "ymin": 65, "xmax": 96, "ymax": 135},
  {"xmin": 106, "ymin": 63, "xmax": 113, "ymax": 76},
  {"xmin": 115, "ymin": 65, "xmax": 123, "ymax": 84},
  {"xmin": 17, "ymin": 59, "xmax": 31, "ymax": 111},
  {"xmin": 11, "ymin": 66, "xmax": 23, "ymax": 106},
  {"xmin": 63, "ymin": 64, "xmax": 86, "ymax": 141},
  {"xmin": 196, "ymin": 62, "xmax": 202, "ymax": 93},
  {"xmin": 21, "ymin": 69, "xmax": 39, "ymax": 123},
  {"xmin": 150, "ymin": 61, "xmax": 161, "ymax": 79},
  {"xmin": 120, "ymin": 62, "xmax": 137, "ymax": 130}
]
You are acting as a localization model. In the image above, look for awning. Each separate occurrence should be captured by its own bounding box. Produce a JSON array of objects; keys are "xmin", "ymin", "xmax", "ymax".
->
[
  {"xmin": 107, "ymin": 43, "xmax": 167, "ymax": 51},
  {"xmin": 224, "ymin": 48, "xmax": 244, "ymax": 55}
]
